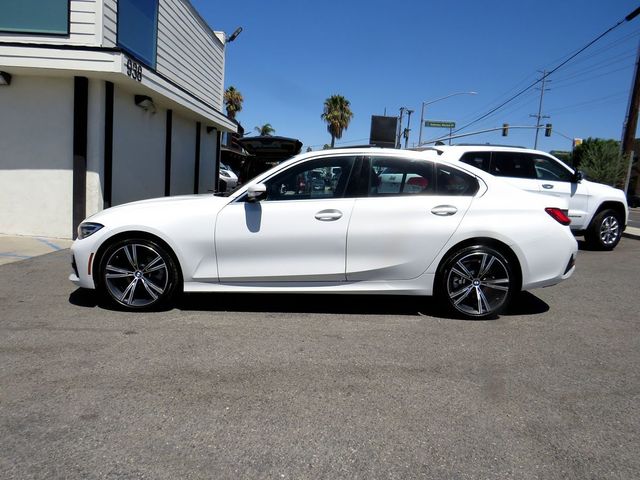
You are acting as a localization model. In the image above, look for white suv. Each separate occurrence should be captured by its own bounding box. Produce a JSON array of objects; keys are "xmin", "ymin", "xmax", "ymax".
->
[{"xmin": 429, "ymin": 145, "xmax": 628, "ymax": 250}]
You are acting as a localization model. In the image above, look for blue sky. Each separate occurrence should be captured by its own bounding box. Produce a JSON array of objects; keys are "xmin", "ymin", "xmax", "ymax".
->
[{"xmin": 192, "ymin": 0, "xmax": 640, "ymax": 152}]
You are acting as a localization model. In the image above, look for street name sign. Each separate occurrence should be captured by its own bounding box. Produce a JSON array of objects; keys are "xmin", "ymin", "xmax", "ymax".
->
[{"xmin": 425, "ymin": 120, "xmax": 456, "ymax": 128}]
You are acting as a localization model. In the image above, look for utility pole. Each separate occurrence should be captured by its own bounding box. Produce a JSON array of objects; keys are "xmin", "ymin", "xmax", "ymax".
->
[
  {"xmin": 530, "ymin": 70, "xmax": 550, "ymax": 149},
  {"xmin": 396, "ymin": 107, "xmax": 406, "ymax": 148},
  {"xmin": 621, "ymin": 39, "xmax": 640, "ymax": 195},
  {"xmin": 404, "ymin": 109, "xmax": 414, "ymax": 149}
]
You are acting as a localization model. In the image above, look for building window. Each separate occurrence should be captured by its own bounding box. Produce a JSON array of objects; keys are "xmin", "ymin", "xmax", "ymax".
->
[
  {"xmin": 0, "ymin": 0, "xmax": 69, "ymax": 35},
  {"xmin": 117, "ymin": 0, "xmax": 159, "ymax": 68}
]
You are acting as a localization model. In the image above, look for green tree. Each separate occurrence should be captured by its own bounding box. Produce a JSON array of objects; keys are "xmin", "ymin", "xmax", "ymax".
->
[
  {"xmin": 573, "ymin": 138, "xmax": 628, "ymax": 188},
  {"xmin": 254, "ymin": 123, "xmax": 275, "ymax": 136},
  {"xmin": 321, "ymin": 94, "xmax": 353, "ymax": 148},
  {"xmin": 223, "ymin": 86, "xmax": 243, "ymax": 120}
]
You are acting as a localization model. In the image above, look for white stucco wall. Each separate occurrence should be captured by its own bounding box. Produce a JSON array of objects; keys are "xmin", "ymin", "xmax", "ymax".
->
[
  {"xmin": 87, "ymin": 79, "xmax": 105, "ymax": 217},
  {"xmin": 0, "ymin": 75, "xmax": 74, "ymax": 238},
  {"xmin": 111, "ymin": 87, "xmax": 167, "ymax": 206}
]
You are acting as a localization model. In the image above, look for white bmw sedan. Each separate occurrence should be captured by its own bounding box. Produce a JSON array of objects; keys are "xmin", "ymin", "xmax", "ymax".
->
[{"xmin": 70, "ymin": 148, "xmax": 577, "ymax": 319}]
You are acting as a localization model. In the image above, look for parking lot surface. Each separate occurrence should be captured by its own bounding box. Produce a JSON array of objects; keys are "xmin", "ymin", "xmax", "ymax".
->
[{"xmin": 1, "ymin": 240, "xmax": 639, "ymax": 479}]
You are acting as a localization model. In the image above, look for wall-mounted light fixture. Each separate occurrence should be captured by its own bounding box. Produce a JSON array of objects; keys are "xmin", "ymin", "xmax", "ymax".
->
[
  {"xmin": 226, "ymin": 27, "xmax": 243, "ymax": 43},
  {"xmin": 0, "ymin": 71, "xmax": 12, "ymax": 86},
  {"xmin": 134, "ymin": 94, "xmax": 155, "ymax": 113}
]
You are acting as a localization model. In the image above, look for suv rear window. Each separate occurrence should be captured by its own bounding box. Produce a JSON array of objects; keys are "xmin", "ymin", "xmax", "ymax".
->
[{"xmin": 460, "ymin": 152, "xmax": 491, "ymax": 172}]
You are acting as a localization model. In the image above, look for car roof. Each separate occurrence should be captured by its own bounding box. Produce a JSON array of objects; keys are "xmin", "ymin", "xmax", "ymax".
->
[
  {"xmin": 246, "ymin": 146, "xmax": 496, "ymax": 185},
  {"xmin": 424, "ymin": 144, "xmax": 555, "ymax": 156}
]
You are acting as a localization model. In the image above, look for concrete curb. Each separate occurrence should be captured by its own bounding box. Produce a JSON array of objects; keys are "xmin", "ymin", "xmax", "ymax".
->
[{"xmin": 623, "ymin": 226, "xmax": 640, "ymax": 241}]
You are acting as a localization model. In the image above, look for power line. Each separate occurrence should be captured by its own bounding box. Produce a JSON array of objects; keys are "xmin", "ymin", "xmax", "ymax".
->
[
  {"xmin": 538, "ymin": 27, "xmax": 640, "ymax": 72},
  {"xmin": 552, "ymin": 50, "xmax": 636, "ymax": 83},
  {"xmin": 545, "ymin": 91, "xmax": 628, "ymax": 115},
  {"xmin": 449, "ymin": 7, "xmax": 640, "ymax": 137},
  {"xmin": 552, "ymin": 64, "xmax": 635, "ymax": 91}
]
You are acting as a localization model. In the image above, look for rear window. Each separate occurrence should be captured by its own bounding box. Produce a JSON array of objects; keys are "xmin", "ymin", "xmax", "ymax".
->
[{"xmin": 436, "ymin": 166, "xmax": 479, "ymax": 196}]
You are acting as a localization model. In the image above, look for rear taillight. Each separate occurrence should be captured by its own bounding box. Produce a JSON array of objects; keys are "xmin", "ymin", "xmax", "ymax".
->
[{"xmin": 545, "ymin": 207, "xmax": 571, "ymax": 226}]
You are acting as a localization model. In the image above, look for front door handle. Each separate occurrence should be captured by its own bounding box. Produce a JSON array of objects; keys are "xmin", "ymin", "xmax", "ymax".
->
[
  {"xmin": 542, "ymin": 184, "xmax": 554, "ymax": 189},
  {"xmin": 431, "ymin": 205, "xmax": 458, "ymax": 216},
  {"xmin": 315, "ymin": 209, "xmax": 343, "ymax": 221}
]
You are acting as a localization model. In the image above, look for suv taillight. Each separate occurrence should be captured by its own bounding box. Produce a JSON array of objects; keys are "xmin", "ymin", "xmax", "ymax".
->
[{"xmin": 545, "ymin": 207, "xmax": 571, "ymax": 226}]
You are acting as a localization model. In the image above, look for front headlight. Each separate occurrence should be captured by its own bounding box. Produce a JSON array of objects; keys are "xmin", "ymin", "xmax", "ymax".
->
[
  {"xmin": 77, "ymin": 222, "xmax": 104, "ymax": 239},
  {"xmin": 220, "ymin": 169, "xmax": 231, "ymax": 178}
]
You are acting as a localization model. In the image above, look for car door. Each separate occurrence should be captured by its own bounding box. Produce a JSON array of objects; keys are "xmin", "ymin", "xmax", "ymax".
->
[
  {"xmin": 531, "ymin": 154, "xmax": 590, "ymax": 228},
  {"xmin": 346, "ymin": 156, "xmax": 478, "ymax": 281},
  {"xmin": 215, "ymin": 155, "xmax": 357, "ymax": 282}
]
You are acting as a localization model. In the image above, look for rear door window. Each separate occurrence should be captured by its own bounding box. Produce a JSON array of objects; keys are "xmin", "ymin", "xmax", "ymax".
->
[{"xmin": 369, "ymin": 157, "xmax": 435, "ymax": 196}]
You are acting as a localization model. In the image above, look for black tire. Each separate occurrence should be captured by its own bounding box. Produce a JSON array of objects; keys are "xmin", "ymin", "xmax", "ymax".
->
[
  {"xmin": 438, "ymin": 245, "xmax": 515, "ymax": 320},
  {"xmin": 584, "ymin": 209, "xmax": 622, "ymax": 251},
  {"xmin": 97, "ymin": 237, "xmax": 180, "ymax": 310}
]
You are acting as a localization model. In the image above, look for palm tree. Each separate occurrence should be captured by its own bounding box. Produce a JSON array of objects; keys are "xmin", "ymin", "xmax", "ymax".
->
[
  {"xmin": 321, "ymin": 94, "xmax": 353, "ymax": 148},
  {"xmin": 224, "ymin": 86, "xmax": 243, "ymax": 120},
  {"xmin": 254, "ymin": 123, "xmax": 275, "ymax": 136}
]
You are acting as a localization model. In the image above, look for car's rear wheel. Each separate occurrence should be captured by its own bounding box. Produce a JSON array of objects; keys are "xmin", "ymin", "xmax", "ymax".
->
[
  {"xmin": 438, "ymin": 245, "xmax": 515, "ymax": 320},
  {"xmin": 98, "ymin": 238, "xmax": 180, "ymax": 310},
  {"xmin": 585, "ymin": 209, "xmax": 622, "ymax": 251}
]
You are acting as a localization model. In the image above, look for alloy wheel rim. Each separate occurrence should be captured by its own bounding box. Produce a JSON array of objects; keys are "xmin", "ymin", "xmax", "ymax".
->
[
  {"xmin": 599, "ymin": 216, "xmax": 619, "ymax": 246},
  {"xmin": 446, "ymin": 251, "xmax": 510, "ymax": 316},
  {"xmin": 104, "ymin": 244, "xmax": 168, "ymax": 307}
]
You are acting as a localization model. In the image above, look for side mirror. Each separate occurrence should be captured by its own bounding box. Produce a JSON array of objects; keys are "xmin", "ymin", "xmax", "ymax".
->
[
  {"xmin": 247, "ymin": 183, "xmax": 267, "ymax": 202},
  {"xmin": 572, "ymin": 170, "xmax": 584, "ymax": 183}
]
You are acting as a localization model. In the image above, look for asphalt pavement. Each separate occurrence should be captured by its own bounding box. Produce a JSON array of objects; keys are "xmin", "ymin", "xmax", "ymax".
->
[{"xmin": 0, "ymin": 239, "xmax": 639, "ymax": 479}]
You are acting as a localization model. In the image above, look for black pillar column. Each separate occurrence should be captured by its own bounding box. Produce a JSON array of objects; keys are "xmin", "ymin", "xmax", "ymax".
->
[
  {"xmin": 103, "ymin": 81, "xmax": 114, "ymax": 208},
  {"xmin": 214, "ymin": 129, "xmax": 221, "ymax": 193},
  {"xmin": 72, "ymin": 76, "xmax": 88, "ymax": 239},
  {"xmin": 164, "ymin": 109, "xmax": 173, "ymax": 196},
  {"xmin": 194, "ymin": 122, "xmax": 201, "ymax": 194}
]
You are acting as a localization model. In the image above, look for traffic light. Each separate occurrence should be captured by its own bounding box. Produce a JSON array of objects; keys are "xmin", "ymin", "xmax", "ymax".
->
[
  {"xmin": 545, "ymin": 123, "xmax": 552, "ymax": 137},
  {"xmin": 502, "ymin": 123, "xmax": 509, "ymax": 136}
]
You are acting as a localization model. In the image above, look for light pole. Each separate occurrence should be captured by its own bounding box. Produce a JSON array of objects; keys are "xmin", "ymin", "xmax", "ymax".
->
[{"xmin": 418, "ymin": 91, "xmax": 477, "ymax": 146}]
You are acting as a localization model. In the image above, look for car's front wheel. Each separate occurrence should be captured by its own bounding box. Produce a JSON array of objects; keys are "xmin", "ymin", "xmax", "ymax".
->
[
  {"xmin": 585, "ymin": 209, "xmax": 622, "ymax": 250},
  {"xmin": 438, "ymin": 245, "xmax": 515, "ymax": 320},
  {"xmin": 98, "ymin": 238, "xmax": 180, "ymax": 310}
]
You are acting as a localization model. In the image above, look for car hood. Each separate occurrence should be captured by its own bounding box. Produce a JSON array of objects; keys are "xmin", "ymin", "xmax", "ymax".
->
[
  {"xmin": 581, "ymin": 178, "xmax": 626, "ymax": 199},
  {"xmin": 85, "ymin": 194, "xmax": 230, "ymax": 226}
]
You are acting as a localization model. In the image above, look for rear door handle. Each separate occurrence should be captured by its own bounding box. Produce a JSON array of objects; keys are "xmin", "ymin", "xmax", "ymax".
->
[
  {"xmin": 315, "ymin": 209, "xmax": 343, "ymax": 221},
  {"xmin": 542, "ymin": 184, "xmax": 554, "ymax": 189},
  {"xmin": 431, "ymin": 205, "xmax": 458, "ymax": 216}
]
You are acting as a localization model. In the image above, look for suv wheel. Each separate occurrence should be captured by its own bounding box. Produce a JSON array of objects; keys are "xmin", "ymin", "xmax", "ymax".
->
[{"xmin": 585, "ymin": 209, "xmax": 622, "ymax": 251}]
